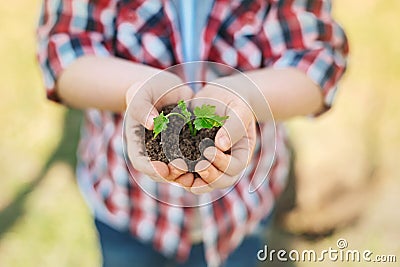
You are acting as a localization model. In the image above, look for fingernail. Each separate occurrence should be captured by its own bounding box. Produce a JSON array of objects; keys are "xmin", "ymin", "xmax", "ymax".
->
[
  {"xmin": 195, "ymin": 160, "xmax": 211, "ymax": 172},
  {"xmin": 203, "ymin": 147, "xmax": 216, "ymax": 161},
  {"xmin": 170, "ymin": 159, "xmax": 188, "ymax": 172},
  {"xmin": 218, "ymin": 135, "xmax": 230, "ymax": 150},
  {"xmin": 146, "ymin": 114, "xmax": 156, "ymax": 129}
]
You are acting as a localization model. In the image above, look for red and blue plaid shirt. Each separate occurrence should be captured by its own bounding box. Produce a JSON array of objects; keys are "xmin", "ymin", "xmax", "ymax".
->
[{"xmin": 37, "ymin": 0, "xmax": 348, "ymax": 266}]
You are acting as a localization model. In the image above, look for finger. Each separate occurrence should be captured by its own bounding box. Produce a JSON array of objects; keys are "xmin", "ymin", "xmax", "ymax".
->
[
  {"xmin": 195, "ymin": 160, "xmax": 215, "ymax": 183},
  {"xmin": 173, "ymin": 172, "xmax": 194, "ymax": 188},
  {"xmin": 190, "ymin": 178, "xmax": 214, "ymax": 195},
  {"xmin": 126, "ymin": 88, "xmax": 159, "ymax": 130},
  {"xmin": 126, "ymin": 82, "xmax": 194, "ymax": 130},
  {"xmin": 203, "ymin": 146, "xmax": 246, "ymax": 176},
  {"xmin": 150, "ymin": 161, "xmax": 171, "ymax": 181},
  {"xmin": 144, "ymin": 71, "xmax": 193, "ymax": 108},
  {"xmin": 129, "ymin": 156, "xmax": 169, "ymax": 182},
  {"xmin": 215, "ymin": 102, "xmax": 253, "ymax": 151},
  {"xmin": 165, "ymin": 159, "xmax": 188, "ymax": 181},
  {"xmin": 127, "ymin": 143, "xmax": 182, "ymax": 183},
  {"xmin": 204, "ymin": 119, "xmax": 256, "ymax": 174},
  {"xmin": 195, "ymin": 160, "xmax": 238, "ymax": 189}
]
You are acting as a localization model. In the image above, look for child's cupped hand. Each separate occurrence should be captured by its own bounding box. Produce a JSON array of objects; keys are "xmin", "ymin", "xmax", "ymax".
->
[
  {"xmin": 189, "ymin": 83, "xmax": 257, "ymax": 194},
  {"xmin": 125, "ymin": 75, "xmax": 256, "ymax": 194},
  {"xmin": 124, "ymin": 72, "xmax": 195, "ymax": 185}
]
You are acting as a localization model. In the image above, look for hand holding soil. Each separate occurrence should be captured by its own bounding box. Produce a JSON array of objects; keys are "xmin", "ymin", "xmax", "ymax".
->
[
  {"xmin": 190, "ymin": 83, "xmax": 257, "ymax": 194},
  {"xmin": 124, "ymin": 73, "xmax": 194, "ymax": 184},
  {"xmin": 125, "ymin": 74, "xmax": 256, "ymax": 195}
]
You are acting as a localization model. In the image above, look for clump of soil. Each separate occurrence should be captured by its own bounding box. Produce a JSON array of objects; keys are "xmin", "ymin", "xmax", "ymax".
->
[{"xmin": 144, "ymin": 104, "xmax": 219, "ymax": 172}]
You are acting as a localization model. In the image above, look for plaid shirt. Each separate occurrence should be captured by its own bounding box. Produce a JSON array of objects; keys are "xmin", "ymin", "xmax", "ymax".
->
[{"xmin": 37, "ymin": 0, "xmax": 348, "ymax": 266}]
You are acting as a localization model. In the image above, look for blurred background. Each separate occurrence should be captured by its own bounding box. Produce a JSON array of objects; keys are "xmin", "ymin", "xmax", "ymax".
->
[{"xmin": 0, "ymin": 0, "xmax": 399, "ymax": 266}]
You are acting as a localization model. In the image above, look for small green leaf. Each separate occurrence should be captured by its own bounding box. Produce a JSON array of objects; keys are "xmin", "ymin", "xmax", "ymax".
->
[
  {"xmin": 193, "ymin": 117, "xmax": 214, "ymax": 130},
  {"xmin": 193, "ymin": 104, "xmax": 229, "ymax": 131},
  {"xmin": 153, "ymin": 112, "xmax": 169, "ymax": 138},
  {"xmin": 193, "ymin": 104, "xmax": 216, "ymax": 118},
  {"xmin": 177, "ymin": 100, "xmax": 192, "ymax": 122}
]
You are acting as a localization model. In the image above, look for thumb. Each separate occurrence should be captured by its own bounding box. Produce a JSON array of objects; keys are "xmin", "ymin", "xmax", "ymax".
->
[
  {"xmin": 126, "ymin": 82, "xmax": 159, "ymax": 130},
  {"xmin": 215, "ymin": 103, "xmax": 253, "ymax": 151}
]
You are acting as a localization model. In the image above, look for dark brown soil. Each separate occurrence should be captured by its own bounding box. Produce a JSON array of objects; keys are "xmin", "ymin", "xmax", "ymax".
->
[{"xmin": 144, "ymin": 104, "xmax": 219, "ymax": 172}]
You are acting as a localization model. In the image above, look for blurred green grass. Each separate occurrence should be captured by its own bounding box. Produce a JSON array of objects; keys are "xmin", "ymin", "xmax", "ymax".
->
[
  {"xmin": 0, "ymin": 1, "xmax": 99, "ymax": 266},
  {"xmin": 0, "ymin": 0, "xmax": 399, "ymax": 266}
]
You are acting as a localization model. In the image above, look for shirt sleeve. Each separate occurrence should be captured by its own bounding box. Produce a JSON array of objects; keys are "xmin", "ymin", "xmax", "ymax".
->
[
  {"xmin": 264, "ymin": 0, "xmax": 349, "ymax": 114},
  {"xmin": 36, "ymin": 0, "xmax": 118, "ymax": 102}
]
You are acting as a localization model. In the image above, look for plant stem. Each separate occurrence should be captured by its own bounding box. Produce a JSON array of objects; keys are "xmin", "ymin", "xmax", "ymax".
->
[{"xmin": 187, "ymin": 121, "xmax": 197, "ymax": 137}]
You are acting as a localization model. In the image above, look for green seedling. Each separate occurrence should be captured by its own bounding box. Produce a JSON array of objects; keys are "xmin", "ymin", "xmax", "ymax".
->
[{"xmin": 153, "ymin": 100, "xmax": 229, "ymax": 138}]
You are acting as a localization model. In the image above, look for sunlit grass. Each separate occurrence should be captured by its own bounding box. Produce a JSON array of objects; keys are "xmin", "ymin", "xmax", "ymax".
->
[
  {"xmin": 0, "ymin": 1, "xmax": 100, "ymax": 266},
  {"xmin": 285, "ymin": 1, "xmax": 400, "ymax": 266},
  {"xmin": 0, "ymin": 164, "xmax": 100, "ymax": 267}
]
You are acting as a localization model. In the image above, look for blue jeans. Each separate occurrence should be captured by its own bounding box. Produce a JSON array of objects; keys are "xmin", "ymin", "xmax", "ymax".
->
[{"xmin": 94, "ymin": 219, "xmax": 266, "ymax": 267}]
